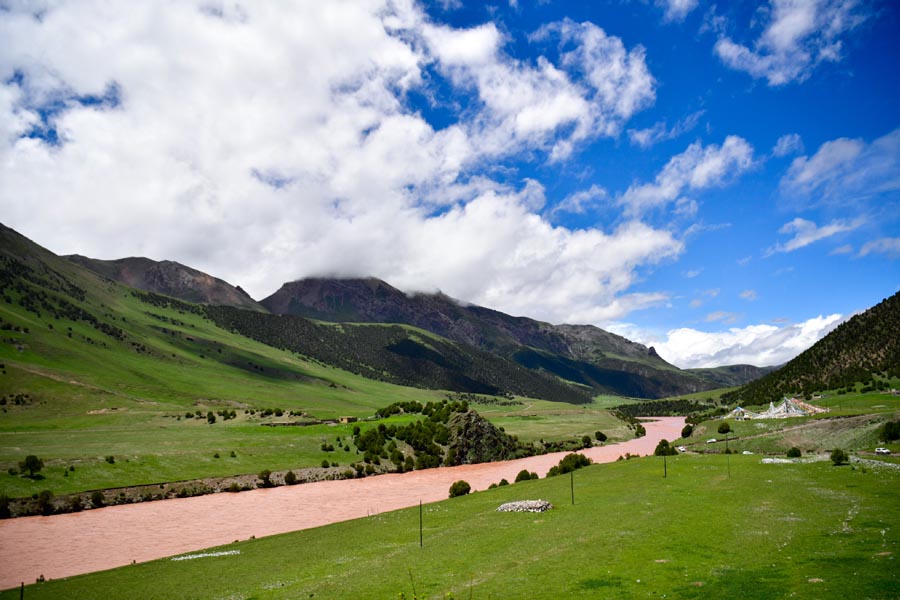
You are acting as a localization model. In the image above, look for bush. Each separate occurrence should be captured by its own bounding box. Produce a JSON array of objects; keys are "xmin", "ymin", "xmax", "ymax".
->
[
  {"xmin": 0, "ymin": 494, "xmax": 10, "ymax": 518},
  {"xmin": 581, "ymin": 435, "xmax": 592, "ymax": 448},
  {"xmin": 36, "ymin": 489, "xmax": 54, "ymax": 515},
  {"xmin": 681, "ymin": 424, "xmax": 693, "ymax": 438},
  {"xmin": 321, "ymin": 459, "xmax": 330, "ymax": 468},
  {"xmin": 514, "ymin": 469, "xmax": 537, "ymax": 483},
  {"xmin": 595, "ymin": 431, "xmax": 607, "ymax": 442},
  {"xmin": 717, "ymin": 421, "xmax": 732, "ymax": 435},
  {"xmin": 831, "ymin": 448, "xmax": 849, "ymax": 466},
  {"xmin": 284, "ymin": 470, "xmax": 297, "ymax": 485},
  {"xmin": 547, "ymin": 453, "xmax": 592, "ymax": 477},
  {"xmin": 258, "ymin": 469, "xmax": 273, "ymax": 487},
  {"xmin": 879, "ymin": 419, "xmax": 900, "ymax": 442},
  {"xmin": 105, "ymin": 455, "xmax": 115, "ymax": 464},
  {"xmin": 498, "ymin": 478, "xmax": 509, "ymax": 486},
  {"xmin": 225, "ymin": 482, "xmax": 241, "ymax": 493},
  {"xmin": 448, "ymin": 480, "xmax": 471, "ymax": 498},
  {"xmin": 90, "ymin": 490, "xmax": 104, "ymax": 508},
  {"xmin": 786, "ymin": 447, "xmax": 802, "ymax": 458}
]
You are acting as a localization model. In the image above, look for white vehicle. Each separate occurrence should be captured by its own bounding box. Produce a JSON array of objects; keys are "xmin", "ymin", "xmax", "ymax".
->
[
  {"xmin": 706, "ymin": 438, "xmax": 717, "ymax": 444},
  {"xmin": 676, "ymin": 446, "xmax": 686, "ymax": 452},
  {"xmin": 742, "ymin": 450, "xmax": 753, "ymax": 455},
  {"xmin": 875, "ymin": 447, "xmax": 891, "ymax": 455}
]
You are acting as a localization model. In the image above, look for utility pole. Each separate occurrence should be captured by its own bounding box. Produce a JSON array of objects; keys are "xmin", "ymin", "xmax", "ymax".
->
[
  {"xmin": 419, "ymin": 500, "xmax": 423, "ymax": 548},
  {"xmin": 663, "ymin": 453, "xmax": 667, "ymax": 478},
  {"xmin": 570, "ymin": 470, "xmax": 574, "ymax": 505}
]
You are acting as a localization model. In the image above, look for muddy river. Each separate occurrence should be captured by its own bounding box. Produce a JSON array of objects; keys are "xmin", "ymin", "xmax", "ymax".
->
[{"xmin": 0, "ymin": 417, "xmax": 684, "ymax": 589}]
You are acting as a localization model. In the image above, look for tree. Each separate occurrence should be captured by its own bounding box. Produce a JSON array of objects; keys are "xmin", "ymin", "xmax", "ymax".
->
[
  {"xmin": 717, "ymin": 421, "xmax": 731, "ymax": 452},
  {"xmin": 595, "ymin": 431, "xmax": 607, "ymax": 442},
  {"xmin": 654, "ymin": 439, "xmax": 677, "ymax": 456},
  {"xmin": 581, "ymin": 435, "xmax": 592, "ymax": 448},
  {"xmin": 515, "ymin": 469, "xmax": 537, "ymax": 483},
  {"xmin": 207, "ymin": 411, "xmax": 216, "ymax": 424},
  {"xmin": 19, "ymin": 455, "xmax": 43, "ymax": 478},
  {"xmin": 36, "ymin": 489, "xmax": 54, "ymax": 516},
  {"xmin": 284, "ymin": 470, "xmax": 297, "ymax": 485},
  {"xmin": 448, "ymin": 480, "xmax": 471, "ymax": 498},
  {"xmin": 786, "ymin": 447, "xmax": 802, "ymax": 458},
  {"xmin": 681, "ymin": 424, "xmax": 693, "ymax": 438},
  {"xmin": 91, "ymin": 490, "xmax": 104, "ymax": 508},
  {"xmin": 831, "ymin": 448, "xmax": 849, "ymax": 466}
]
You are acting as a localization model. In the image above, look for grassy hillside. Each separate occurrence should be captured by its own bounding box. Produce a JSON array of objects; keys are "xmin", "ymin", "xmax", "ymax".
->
[
  {"xmin": 5, "ymin": 454, "xmax": 897, "ymax": 599},
  {"xmin": 724, "ymin": 291, "xmax": 900, "ymax": 406}
]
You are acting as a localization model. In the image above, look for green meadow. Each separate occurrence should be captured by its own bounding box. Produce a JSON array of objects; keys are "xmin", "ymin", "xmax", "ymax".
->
[{"xmin": 4, "ymin": 453, "xmax": 897, "ymax": 599}]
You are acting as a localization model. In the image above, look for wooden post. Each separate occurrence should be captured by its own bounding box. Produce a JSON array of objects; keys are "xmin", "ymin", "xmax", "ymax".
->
[
  {"xmin": 663, "ymin": 453, "xmax": 667, "ymax": 478},
  {"xmin": 20, "ymin": 582, "xmax": 24, "ymax": 600},
  {"xmin": 419, "ymin": 500, "xmax": 423, "ymax": 548},
  {"xmin": 570, "ymin": 470, "xmax": 574, "ymax": 505}
]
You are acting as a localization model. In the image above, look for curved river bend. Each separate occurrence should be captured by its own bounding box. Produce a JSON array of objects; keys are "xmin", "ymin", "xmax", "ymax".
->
[{"xmin": 0, "ymin": 417, "xmax": 684, "ymax": 589}]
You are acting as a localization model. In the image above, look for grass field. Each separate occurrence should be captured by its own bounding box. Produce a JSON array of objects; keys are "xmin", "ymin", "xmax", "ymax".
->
[
  {"xmin": 0, "ymin": 286, "xmax": 642, "ymax": 498},
  {"xmin": 4, "ymin": 453, "xmax": 897, "ymax": 599}
]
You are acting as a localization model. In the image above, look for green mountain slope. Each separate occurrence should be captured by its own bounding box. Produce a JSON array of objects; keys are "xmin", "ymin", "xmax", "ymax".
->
[
  {"xmin": 261, "ymin": 277, "xmax": 723, "ymax": 398},
  {"xmin": 723, "ymin": 291, "xmax": 900, "ymax": 406}
]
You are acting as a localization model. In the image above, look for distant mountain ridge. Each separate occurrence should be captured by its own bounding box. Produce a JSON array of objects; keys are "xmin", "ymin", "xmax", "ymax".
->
[
  {"xmin": 65, "ymin": 255, "xmax": 265, "ymax": 312},
  {"xmin": 260, "ymin": 277, "xmax": 758, "ymax": 398}
]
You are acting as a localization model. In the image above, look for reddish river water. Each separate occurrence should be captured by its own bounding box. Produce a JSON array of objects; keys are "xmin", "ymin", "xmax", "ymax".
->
[{"xmin": 0, "ymin": 417, "xmax": 684, "ymax": 589}]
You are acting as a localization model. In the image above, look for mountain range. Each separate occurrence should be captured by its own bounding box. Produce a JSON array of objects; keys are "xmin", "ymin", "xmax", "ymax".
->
[{"xmin": 3, "ymin": 223, "xmax": 771, "ymax": 401}]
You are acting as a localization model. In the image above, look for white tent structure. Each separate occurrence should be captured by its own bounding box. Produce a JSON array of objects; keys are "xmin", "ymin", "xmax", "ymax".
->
[{"xmin": 726, "ymin": 397, "xmax": 829, "ymax": 421}]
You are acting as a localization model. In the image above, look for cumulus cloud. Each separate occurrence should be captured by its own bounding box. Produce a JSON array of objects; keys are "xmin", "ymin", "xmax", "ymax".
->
[
  {"xmin": 0, "ymin": 1, "xmax": 677, "ymax": 326},
  {"xmin": 740, "ymin": 289, "xmax": 757, "ymax": 301},
  {"xmin": 766, "ymin": 217, "xmax": 864, "ymax": 255},
  {"xmin": 552, "ymin": 184, "xmax": 609, "ymax": 216},
  {"xmin": 648, "ymin": 313, "xmax": 846, "ymax": 368},
  {"xmin": 714, "ymin": 0, "xmax": 869, "ymax": 85},
  {"xmin": 781, "ymin": 128, "xmax": 900, "ymax": 203},
  {"xmin": 619, "ymin": 136, "xmax": 755, "ymax": 215}
]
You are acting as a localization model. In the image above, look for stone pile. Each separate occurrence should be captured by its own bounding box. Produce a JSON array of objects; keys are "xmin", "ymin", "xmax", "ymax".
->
[{"xmin": 496, "ymin": 500, "xmax": 553, "ymax": 513}]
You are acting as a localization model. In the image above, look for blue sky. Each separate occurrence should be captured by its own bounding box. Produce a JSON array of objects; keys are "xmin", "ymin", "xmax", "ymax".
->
[{"xmin": 0, "ymin": 0, "xmax": 898, "ymax": 368}]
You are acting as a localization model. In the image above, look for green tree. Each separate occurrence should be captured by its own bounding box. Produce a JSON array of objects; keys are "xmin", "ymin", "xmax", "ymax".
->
[
  {"xmin": 654, "ymin": 439, "xmax": 677, "ymax": 456},
  {"xmin": 36, "ymin": 489, "xmax": 54, "ymax": 516},
  {"xmin": 786, "ymin": 447, "xmax": 802, "ymax": 458},
  {"xmin": 284, "ymin": 471, "xmax": 297, "ymax": 485},
  {"xmin": 595, "ymin": 431, "xmax": 607, "ymax": 442},
  {"xmin": 581, "ymin": 435, "xmax": 592, "ymax": 448},
  {"xmin": 514, "ymin": 469, "xmax": 536, "ymax": 483},
  {"xmin": 831, "ymin": 448, "xmax": 849, "ymax": 466},
  {"xmin": 717, "ymin": 421, "xmax": 732, "ymax": 452},
  {"xmin": 681, "ymin": 424, "xmax": 693, "ymax": 438},
  {"xmin": 19, "ymin": 455, "xmax": 43, "ymax": 478},
  {"xmin": 448, "ymin": 480, "xmax": 471, "ymax": 498}
]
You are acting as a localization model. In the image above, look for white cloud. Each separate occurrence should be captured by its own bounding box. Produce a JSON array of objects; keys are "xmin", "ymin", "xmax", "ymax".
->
[
  {"xmin": 766, "ymin": 217, "xmax": 865, "ymax": 255},
  {"xmin": 552, "ymin": 184, "xmax": 608, "ymax": 215},
  {"xmin": 619, "ymin": 136, "xmax": 755, "ymax": 215},
  {"xmin": 647, "ymin": 313, "xmax": 846, "ymax": 368},
  {"xmin": 772, "ymin": 133, "xmax": 804, "ymax": 157},
  {"xmin": 684, "ymin": 269, "xmax": 702, "ymax": 278},
  {"xmin": 781, "ymin": 128, "xmax": 900, "ymax": 202},
  {"xmin": 740, "ymin": 289, "xmax": 757, "ymax": 301},
  {"xmin": 657, "ymin": 0, "xmax": 700, "ymax": 22},
  {"xmin": 859, "ymin": 237, "xmax": 900, "ymax": 259},
  {"xmin": 706, "ymin": 310, "xmax": 740, "ymax": 324},
  {"xmin": 627, "ymin": 109, "xmax": 704, "ymax": 148},
  {"xmin": 714, "ymin": 0, "xmax": 869, "ymax": 85},
  {"xmin": 830, "ymin": 244, "xmax": 853, "ymax": 255},
  {"xmin": 0, "ymin": 1, "xmax": 676, "ymax": 328}
]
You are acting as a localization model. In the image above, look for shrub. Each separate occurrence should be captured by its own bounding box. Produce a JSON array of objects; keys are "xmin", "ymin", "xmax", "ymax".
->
[
  {"xmin": 321, "ymin": 459, "xmax": 330, "ymax": 468},
  {"xmin": 681, "ymin": 424, "xmax": 693, "ymax": 438},
  {"xmin": 831, "ymin": 448, "xmax": 849, "ymax": 466},
  {"xmin": 515, "ymin": 469, "xmax": 536, "ymax": 483},
  {"xmin": 258, "ymin": 469, "xmax": 273, "ymax": 488},
  {"xmin": 595, "ymin": 431, "xmax": 607, "ymax": 442},
  {"xmin": 229, "ymin": 450, "xmax": 236, "ymax": 458},
  {"xmin": 498, "ymin": 478, "xmax": 509, "ymax": 486},
  {"xmin": 213, "ymin": 452, "xmax": 220, "ymax": 459},
  {"xmin": 581, "ymin": 435, "xmax": 592, "ymax": 448},
  {"xmin": 90, "ymin": 490, "xmax": 104, "ymax": 507},
  {"xmin": 69, "ymin": 496, "xmax": 83, "ymax": 512},
  {"xmin": 786, "ymin": 447, "xmax": 802, "ymax": 458},
  {"xmin": 207, "ymin": 411, "xmax": 216, "ymax": 424},
  {"xmin": 0, "ymin": 494, "xmax": 10, "ymax": 518},
  {"xmin": 284, "ymin": 471, "xmax": 297, "ymax": 485},
  {"xmin": 717, "ymin": 421, "xmax": 732, "ymax": 435},
  {"xmin": 547, "ymin": 453, "xmax": 592, "ymax": 477},
  {"xmin": 19, "ymin": 454, "xmax": 43, "ymax": 477},
  {"xmin": 105, "ymin": 455, "xmax": 115, "ymax": 464},
  {"xmin": 225, "ymin": 482, "xmax": 241, "ymax": 493},
  {"xmin": 36, "ymin": 489, "xmax": 54, "ymax": 515},
  {"xmin": 879, "ymin": 419, "xmax": 900, "ymax": 442},
  {"xmin": 449, "ymin": 480, "xmax": 471, "ymax": 498}
]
